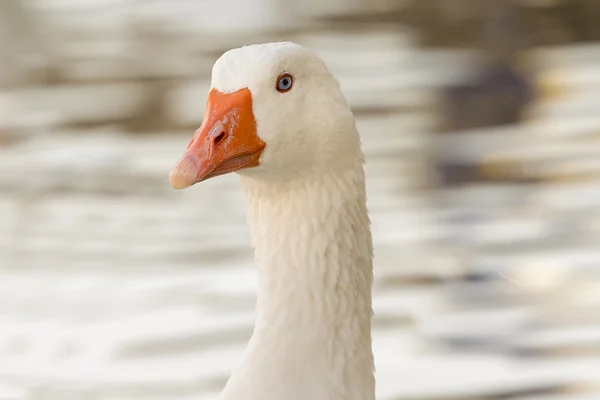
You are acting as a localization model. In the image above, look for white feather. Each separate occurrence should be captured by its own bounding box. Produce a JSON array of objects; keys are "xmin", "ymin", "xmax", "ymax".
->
[{"xmin": 210, "ymin": 42, "xmax": 375, "ymax": 400}]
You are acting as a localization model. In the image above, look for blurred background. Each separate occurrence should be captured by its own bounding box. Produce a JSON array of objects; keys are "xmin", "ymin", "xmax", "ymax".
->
[{"xmin": 1, "ymin": 0, "xmax": 600, "ymax": 399}]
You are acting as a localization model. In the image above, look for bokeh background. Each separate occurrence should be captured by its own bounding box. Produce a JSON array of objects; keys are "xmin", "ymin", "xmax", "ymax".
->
[{"xmin": 2, "ymin": 0, "xmax": 600, "ymax": 399}]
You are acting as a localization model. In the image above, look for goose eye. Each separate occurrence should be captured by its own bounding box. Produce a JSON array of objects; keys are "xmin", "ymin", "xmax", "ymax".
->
[{"xmin": 276, "ymin": 73, "xmax": 293, "ymax": 93}]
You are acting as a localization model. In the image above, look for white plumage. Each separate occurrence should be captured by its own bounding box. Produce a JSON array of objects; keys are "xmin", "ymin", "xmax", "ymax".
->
[{"xmin": 170, "ymin": 42, "xmax": 375, "ymax": 400}]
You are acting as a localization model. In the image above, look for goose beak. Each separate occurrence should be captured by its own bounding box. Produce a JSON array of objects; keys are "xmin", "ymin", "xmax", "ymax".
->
[{"xmin": 169, "ymin": 88, "xmax": 265, "ymax": 189}]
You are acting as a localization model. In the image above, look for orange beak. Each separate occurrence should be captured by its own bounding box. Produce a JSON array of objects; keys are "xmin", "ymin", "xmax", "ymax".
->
[{"xmin": 169, "ymin": 88, "xmax": 265, "ymax": 189}]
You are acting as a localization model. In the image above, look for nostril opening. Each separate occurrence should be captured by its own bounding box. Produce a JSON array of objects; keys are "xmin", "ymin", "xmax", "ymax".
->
[{"xmin": 214, "ymin": 132, "xmax": 226, "ymax": 146}]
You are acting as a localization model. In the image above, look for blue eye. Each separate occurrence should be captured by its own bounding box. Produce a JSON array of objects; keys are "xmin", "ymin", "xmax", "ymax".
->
[{"xmin": 276, "ymin": 73, "xmax": 293, "ymax": 93}]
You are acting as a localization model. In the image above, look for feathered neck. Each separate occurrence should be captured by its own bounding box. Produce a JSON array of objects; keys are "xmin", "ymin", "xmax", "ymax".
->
[{"xmin": 220, "ymin": 158, "xmax": 375, "ymax": 400}]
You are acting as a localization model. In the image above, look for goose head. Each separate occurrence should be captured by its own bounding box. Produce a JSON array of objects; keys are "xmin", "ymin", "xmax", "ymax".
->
[{"xmin": 169, "ymin": 42, "xmax": 359, "ymax": 189}]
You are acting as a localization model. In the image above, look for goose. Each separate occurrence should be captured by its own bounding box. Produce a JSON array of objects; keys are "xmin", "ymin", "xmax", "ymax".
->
[{"xmin": 169, "ymin": 42, "xmax": 375, "ymax": 400}]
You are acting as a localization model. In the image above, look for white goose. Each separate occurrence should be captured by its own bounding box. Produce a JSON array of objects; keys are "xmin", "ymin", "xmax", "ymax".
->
[{"xmin": 170, "ymin": 42, "xmax": 375, "ymax": 400}]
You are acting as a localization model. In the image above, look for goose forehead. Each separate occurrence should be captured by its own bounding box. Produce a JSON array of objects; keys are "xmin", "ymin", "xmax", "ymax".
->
[{"xmin": 210, "ymin": 42, "xmax": 320, "ymax": 93}]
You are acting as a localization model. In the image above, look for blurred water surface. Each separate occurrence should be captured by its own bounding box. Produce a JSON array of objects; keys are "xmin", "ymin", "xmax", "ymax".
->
[{"xmin": 1, "ymin": 1, "xmax": 600, "ymax": 399}]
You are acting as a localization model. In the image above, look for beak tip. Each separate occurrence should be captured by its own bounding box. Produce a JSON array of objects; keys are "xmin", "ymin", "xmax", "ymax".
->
[
  {"xmin": 169, "ymin": 169, "xmax": 192, "ymax": 190},
  {"xmin": 170, "ymin": 153, "xmax": 203, "ymax": 190}
]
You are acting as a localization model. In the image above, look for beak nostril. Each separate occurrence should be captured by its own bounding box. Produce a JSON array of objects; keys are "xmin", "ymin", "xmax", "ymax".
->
[{"xmin": 214, "ymin": 132, "xmax": 226, "ymax": 146}]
